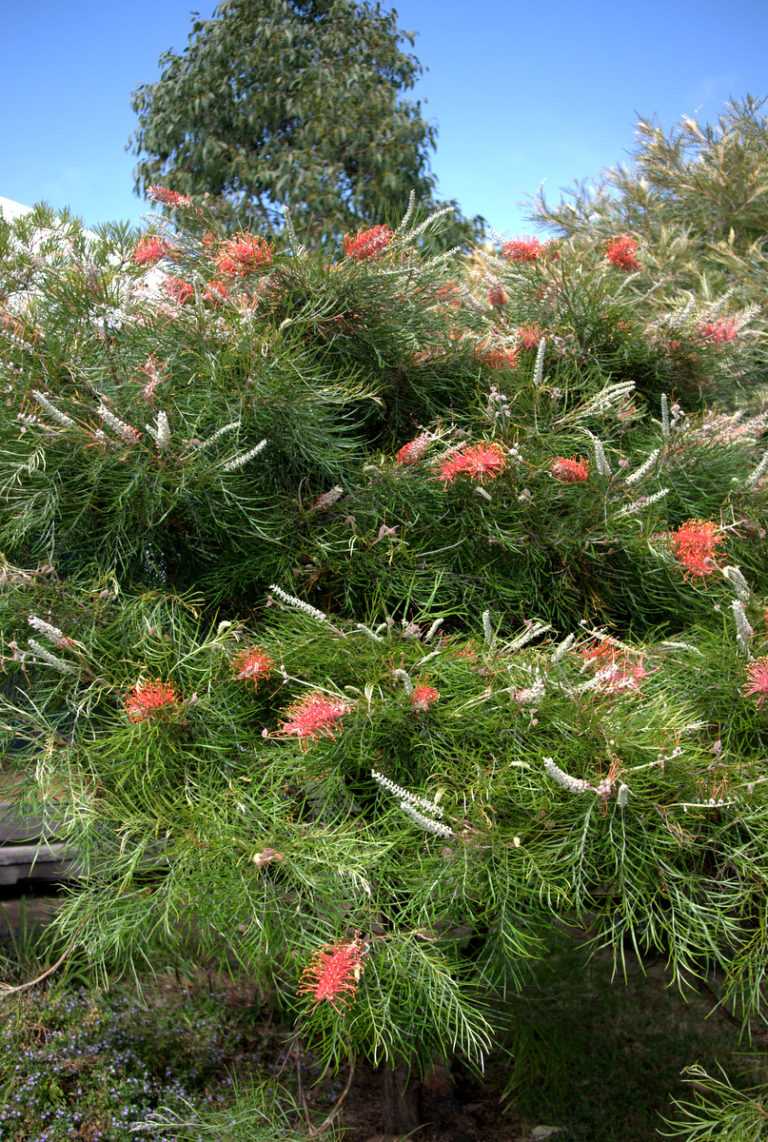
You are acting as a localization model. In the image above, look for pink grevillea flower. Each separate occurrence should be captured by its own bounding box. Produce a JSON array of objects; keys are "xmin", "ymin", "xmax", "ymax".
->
[
  {"xmin": 699, "ymin": 319, "xmax": 739, "ymax": 345},
  {"xmin": 133, "ymin": 235, "xmax": 172, "ymax": 265},
  {"xmin": 277, "ymin": 691, "xmax": 351, "ymax": 747},
  {"xmin": 671, "ymin": 518, "xmax": 725, "ymax": 579},
  {"xmin": 147, "ymin": 185, "xmax": 192, "ymax": 208},
  {"xmin": 216, "ymin": 233, "xmax": 273, "ymax": 275},
  {"xmin": 437, "ymin": 442, "xmax": 508, "ymax": 485},
  {"xmin": 743, "ymin": 656, "xmax": 768, "ymax": 710},
  {"xmin": 411, "ymin": 684, "xmax": 439, "ymax": 711},
  {"xmin": 550, "ymin": 456, "xmax": 590, "ymax": 483},
  {"xmin": 231, "ymin": 646, "xmax": 274, "ymax": 689},
  {"xmin": 342, "ymin": 225, "xmax": 393, "ymax": 260},
  {"xmin": 163, "ymin": 276, "xmax": 194, "ymax": 305},
  {"xmin": 395, "ymin": 433, "xmax": 431, "ymax": 465},
  {"xmin": 125, "ymin": 680, "xmax": 180, "ymax": 723},
  {"xmin": 605, "ymin": 235, "xmax": 640, "ymax": 272},
  {"xmin": 502, "ymin": 237, "xmax": 543, "ymax": 262},
  {"xmin": 298, "ymin": 936, "xmax": 368, "ymax": 1013}
]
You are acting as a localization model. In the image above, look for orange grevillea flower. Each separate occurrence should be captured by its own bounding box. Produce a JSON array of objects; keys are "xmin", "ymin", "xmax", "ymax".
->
[
  {"xmin": 502, "ymin": 237, "xmax": 542, "ymax": 262},
  {"xmin": 298, "ymin": 936, "xmax": 368, "ymax": 1012},
  {"xmin": 125, "ymin": 679, "xmax": 180, "ymax": 722},
  {"xmin": 411, "ymin": 684, "xmax": 439, "ymax": 711},
  {"xmin": 605, "ymin": 235, "xmax": 640, "ymax": 272},
  {"xmin": 550, "ymin": 456, "xmax": 590, "ymax": 483},
  {"xmin": 147, "ymin": 185, "xmax": 192, "ymax": 208},
  {"xmin": 395, "ymin": 432, "xmax": 431, "ymax": 465},
  {"xmin": 163, "ymin": 276, "xmax": 194, "ymax": 305},
  {"xmin": 437, "ymin": 442, "xmax": 507, "ymax": 485},
  {"xmin": 231, "ymin": 646, "xmax": 274, "ymax": 689},
  {"xmin": 671, "ymin": 518, "xmax": 725, "ymax": 579},
  {"xmin": 277, "ymin": 691, "xmax": 351, "ymax": 746},
  {"xmin": 216, "ymin": 233, "xmax": 273, "ymax": 275},
  {"xmin": 342, "ymin": 225, "xmax": 393, "ymax": 260},
  {"xmin": 743, "ymin": 656, "xmax": 768, "ymax": 710},
  {"xmin": 133, "ymin": 235, "xmax": 172, "ymax": 265}
]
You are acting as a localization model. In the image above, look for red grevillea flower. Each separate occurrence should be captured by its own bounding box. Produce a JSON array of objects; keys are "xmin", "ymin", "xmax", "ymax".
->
[
  {"xmin": 436, "ymin": 449, "xmax": 470, "ymax": 485},
  {"xmin": 298, "ymin": 936, "xmax": 368, "ymax": 1012},
  {"xmin": 743, "ymin": 656, "xmax": 768, "ymax": 710},
  {"xmin": 203, "ymin": 279, "xmax": 228, "ymax": 304},
  {"xmin": 163, "ymin": 276, "xmax": 194, "ymax": 305},
  {"xmin": 582, "ymin": 644, "xmax": 647, "ymax": 693},
  {"xmin": 342, "ymin": 225, "xmax": 393, "ymax": 260},
  {"xmin": 605, "ymin": 235, "xmax": 640, "ymax": 272},
  {"xmin": 462, "ymin": 442, "xmax": 508, "ymax": 482},
  {"xmin": 217, "ymin": 233, "xmax": 273, "ymax": 275},
  {"xmin": 437, "ymin": 442, "xmax": 507, "ymax": 485},
  {"xmin": 411, "ymin": 684, "xmax": 439, "ymax": 711},
  {"xmin": 550, "ymin": 456, "xmax": 590, "ymax": 483},
  {"xmin": 437, "ymin": 281, "xmax": 461, "ymax": 308},
  {"xmin": 147, "ymin": 185, "xmax": 192, "ymax": 208},
  {"xmin": 671, "ymin": 518, "xmax": 725, "ymax": 578},
  {"xmin": 699, "ymin": 319, "xmax": 739, "ymax": 345},
  {"xmin": 475, "ymin": 344, "xmax": 519, "ymax": 371},
  {"xmin": 502, "ymin": 237, "xmax": 542, "ymax": 262},
  {"xmin": 488, "ymin": 283, "xmax": 508, "ymax": 308},
  {"xmin": 231, "ymin": 646, "xmax": 274, "ymax": 689},
  {"xmin": 125, "ymin": 679, "xmax": 179, "ymax": 722},
  {"xmin": 137, "ymin": 353, "xmax": 166, "ymax": 401},
  {"xmin": 517, "ymin": 323, "xmax": 545, "ymax": 350},
  {"xmin": 133, "ymin": 235, "xmax": 172, "ymax": 265},
  {"xmin": 395, "ymin": 433, "xmax": 431, "ymax": 465},
  {"xmin": 277, "ymin": 691, "xmax": 351, "ymax": 746}
]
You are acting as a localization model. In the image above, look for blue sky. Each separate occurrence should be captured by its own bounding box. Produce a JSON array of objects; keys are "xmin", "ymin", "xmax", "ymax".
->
[{"xmin": 2, "ymin": 0, "xmax": 767, "ymax": 237}]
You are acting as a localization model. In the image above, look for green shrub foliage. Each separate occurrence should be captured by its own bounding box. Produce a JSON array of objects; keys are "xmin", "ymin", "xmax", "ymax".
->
[{"xmin": 1, "ymin": 182, "xmax": 767, "ymax": 1134}]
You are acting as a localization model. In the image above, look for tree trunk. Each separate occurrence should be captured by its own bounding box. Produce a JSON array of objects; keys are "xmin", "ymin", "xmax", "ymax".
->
[{"xmin": 381, "ymin": 1055, "xmax": 421, "ymax": 1135}]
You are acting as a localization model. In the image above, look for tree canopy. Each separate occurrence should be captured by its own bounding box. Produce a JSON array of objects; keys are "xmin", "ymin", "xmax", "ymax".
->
[{"xmin": 129, "ymin": 0, "xmax": 481, "ymax": 247}]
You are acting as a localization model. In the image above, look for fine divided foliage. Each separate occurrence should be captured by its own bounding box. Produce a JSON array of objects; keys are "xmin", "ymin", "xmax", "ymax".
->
[{"xmin": 0, "ymin": 159, "xmax": 767, "ymax": 1137}]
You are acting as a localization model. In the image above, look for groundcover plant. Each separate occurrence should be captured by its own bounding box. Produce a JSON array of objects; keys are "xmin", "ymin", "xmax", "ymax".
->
[{"xmin": 0, "ymin": 180, "xmax": 767, "ymax": 1138}]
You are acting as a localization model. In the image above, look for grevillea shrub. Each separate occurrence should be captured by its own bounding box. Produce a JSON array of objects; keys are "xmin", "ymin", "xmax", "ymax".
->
[{"xmin": 1, "ymin": 195, "xmax": 767, "ymax": 1137}]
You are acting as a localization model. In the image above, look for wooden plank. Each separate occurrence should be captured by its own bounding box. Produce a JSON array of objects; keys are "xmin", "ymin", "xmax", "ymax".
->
[
  {"xmin": 0, "ymin": 802, "xmax": 66, "ymax": 843},
  {"xmin": 0, "ymin": 843, "xmax": 76, "ymax": 885}
]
